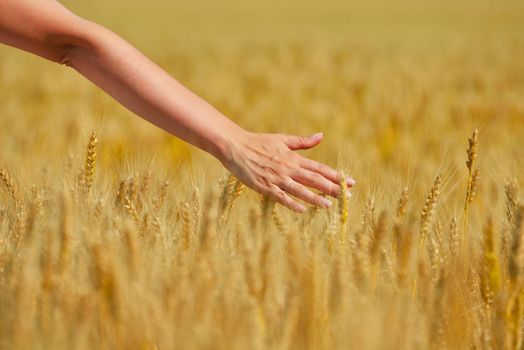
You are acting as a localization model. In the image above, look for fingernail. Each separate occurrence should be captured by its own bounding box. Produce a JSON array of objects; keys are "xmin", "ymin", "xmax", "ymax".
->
[
  {"xmin": 346, "ymin": 191, "xmax": 352, "ymax": 199},
  {"xmin": 311, "ymin": 132, "xmax": 323, "ymax": 139},
  {"xmin": 321, "ymin": 198, "xmax": 332, "ymax": 208},
  {"xmin": 298, "ymin": 205, "xmax": 307, "ymax": 213},
  {"xmin": 346, "ymin": 176, "xmax": 356, "ymax": 186}
]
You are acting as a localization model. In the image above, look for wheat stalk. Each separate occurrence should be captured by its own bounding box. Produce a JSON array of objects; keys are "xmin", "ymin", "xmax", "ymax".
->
[
  {"xmin": 124, "ymin": 196, "xmax": 140, "ymax": 226},
  {"xmin": 480, "ymin": 216, "xmax": 500, "ymax": 304},
  {"xmin": 338, "ymin": 171, "xmax": 349, "ymax": 255},
  {"xmin": 83, "ymin": 131, "xmax": 98, "ymax": 193},
  {"xmin": 392, "ymin": 187, "xmax": 409, "ymax": 266},
  {"xmin": 505, "ymin": 205, "xmax": 523, "ymax": 349},
  {"xmin": 0, "ymin": 168, "xmax": 20, "ymax": 209},
  {"xmin": 419, "ymin": 174, "xmax": 442, "ymax": 255},
  {"xmin": 462, "ymin": 128, "xmax": 479, "ymax": 254}
]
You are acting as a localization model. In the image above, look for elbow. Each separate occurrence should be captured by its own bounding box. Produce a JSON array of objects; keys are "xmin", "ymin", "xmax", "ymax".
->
[
  {"xmin": 56, "ymin": 44, "xmax": 76, "ymax": 67},
  {"xmin": 51, "ymin": 39, "xmax": 93, "ymax": 70},
  {"xmin": 46, "ymin": 19, "xmax": 97, "ymax": 68}
]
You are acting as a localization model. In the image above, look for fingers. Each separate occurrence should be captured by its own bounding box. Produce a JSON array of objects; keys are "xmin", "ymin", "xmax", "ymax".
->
[
  {"xmin": 291, "ymin": 168, "xmax": 341, "ymax": 197},
  {"xmin": 301, "ymin": 158, "xmax": 355, "ymax": 188},
  {"xmin": 279, "ymin": 177, "xmax": 332, "ymax": 209},
  {"xmin": 268, "ymin": 185, "xmax": 306, "ymax": 213},
  {"xmin": 279, "ymin": 132, "xmax": 323, "ymax": 151}
]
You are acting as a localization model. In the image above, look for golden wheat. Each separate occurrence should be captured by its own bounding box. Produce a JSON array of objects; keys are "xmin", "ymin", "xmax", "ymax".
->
[{"xmin": 0, "ymin": 1, "xmax": 523, "ymax": 348}]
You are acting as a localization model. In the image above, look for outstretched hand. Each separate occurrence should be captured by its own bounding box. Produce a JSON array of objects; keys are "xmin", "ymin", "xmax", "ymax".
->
[{"xmin": 220, "ymin": 131, "xmax": 355, "ymax": 213}]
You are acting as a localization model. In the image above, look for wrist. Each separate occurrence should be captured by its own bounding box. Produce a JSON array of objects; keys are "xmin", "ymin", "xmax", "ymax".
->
[{"xmin": 207, "ymin": 122, "xmax": 249, "ymax": 164}]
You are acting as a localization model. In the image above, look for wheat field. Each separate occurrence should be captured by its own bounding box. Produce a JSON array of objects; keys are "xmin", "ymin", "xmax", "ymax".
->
[{"xmin": 0, "ymin": 0, "xmax": 523, "ymax": 349}]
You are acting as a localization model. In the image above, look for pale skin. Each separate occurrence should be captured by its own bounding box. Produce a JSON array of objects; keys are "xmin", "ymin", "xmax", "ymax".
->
[{"xmin": 0, "ymin": 0, "xmax": 355, "ymax": 213}]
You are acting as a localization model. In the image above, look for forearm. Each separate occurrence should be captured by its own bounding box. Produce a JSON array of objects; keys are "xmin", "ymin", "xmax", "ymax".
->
[
  {"xmin": 63, "ymin": 22, "xmax": 242, "ymax": 160},
  {"xmin": 0, "ymin": 0, "xmax": 242, "ymax": 160}
]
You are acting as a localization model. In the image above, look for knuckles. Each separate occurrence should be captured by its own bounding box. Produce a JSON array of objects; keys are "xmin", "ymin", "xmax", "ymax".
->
[
  {"xmin": 274, "ymin": 190, "xmax": 286, "ymax": 202},
  {"xmin": 308, "ymin": 173, "xmax": 323, "ymax": 186},
  {"xmin": 297, "ymin": 136, "xmax": 307, "ymax": 146},
  {"xmin": 331, "ymin": 185, "xmax": 341, "ymax": 196}
]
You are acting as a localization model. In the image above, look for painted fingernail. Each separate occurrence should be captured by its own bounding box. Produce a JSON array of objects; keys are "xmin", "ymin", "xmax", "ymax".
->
[
  {"xmin": 321, "ymin": 198, "xmax": 332, "ymax": 208},
  {"xmin": 346, "ymin": 176, "xmax": 356, "ymax": 186}
]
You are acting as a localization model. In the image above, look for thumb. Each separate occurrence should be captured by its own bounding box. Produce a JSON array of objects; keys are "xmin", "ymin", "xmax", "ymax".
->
[{"xmin": 283, "ymin": 132, "xmax": 323, "ymax": 150}]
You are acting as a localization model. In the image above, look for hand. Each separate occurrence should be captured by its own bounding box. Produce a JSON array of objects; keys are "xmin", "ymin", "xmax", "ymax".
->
[{"xmin": 219, "ymin": 130, "xmax": 355, "ymax": 213}]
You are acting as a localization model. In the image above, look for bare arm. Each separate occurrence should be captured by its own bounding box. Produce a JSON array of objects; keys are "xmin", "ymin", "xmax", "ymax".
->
[{"xmin": 0, "ymin": 0, "xmax": 354, "ymax": 212}]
